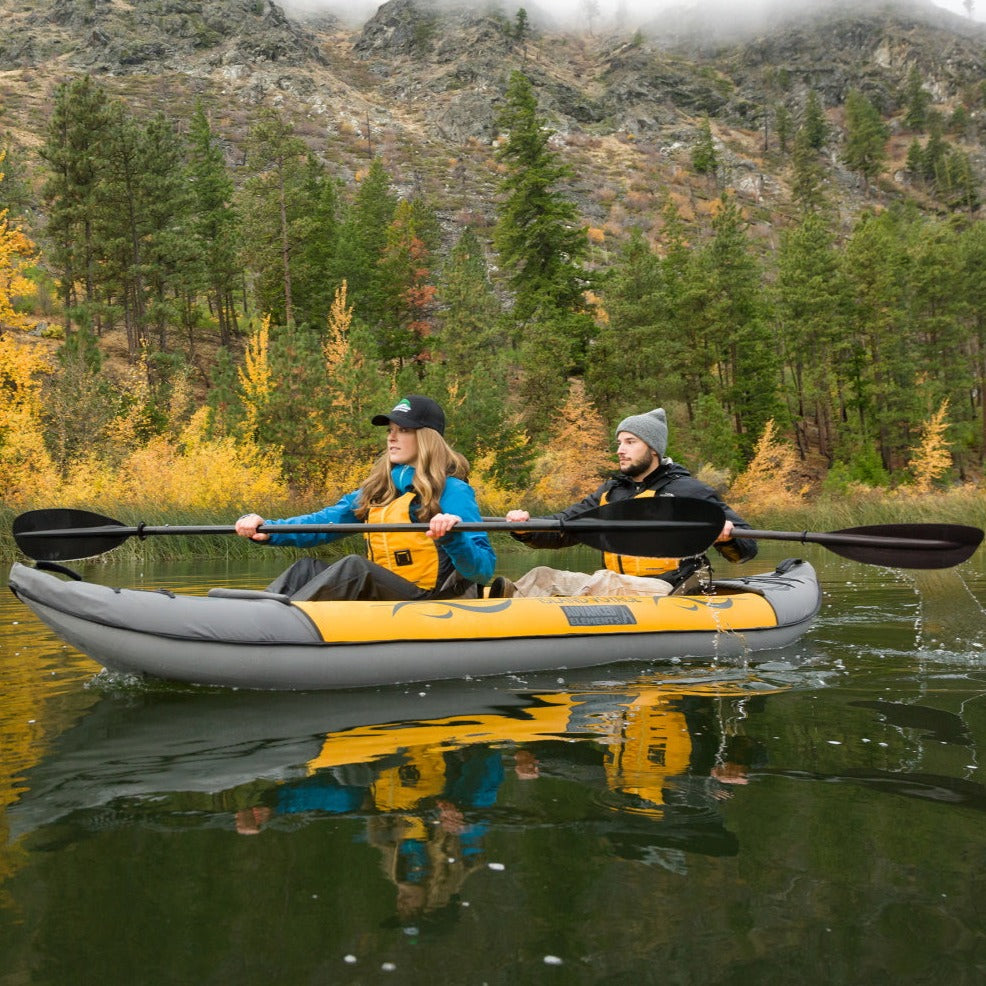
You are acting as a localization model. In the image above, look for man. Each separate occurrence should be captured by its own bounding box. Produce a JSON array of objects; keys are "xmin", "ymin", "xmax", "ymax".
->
[{"xmin": 491, "ymin": 407, "xmax": 757, "ymax": 597}]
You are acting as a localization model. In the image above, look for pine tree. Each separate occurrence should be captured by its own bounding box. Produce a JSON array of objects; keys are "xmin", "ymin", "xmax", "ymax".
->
[
  {"xmin": 427, "ymin": 228, "xmax": 514, "ymax": 468},
  {"xmin": 186, "ymin": 102, "xmax": 241, "ymax": 347},
  {"xmin": 774, "ymin": 210, "xmax": 846, "ymax": 463},
  {"xmin": 39, "ymin": 75, "xmax": 114, "ymax": 333},
  {"xmin": 139, "ymin": 112, "xmax": 198, "ymax": 354},
  {"xmin": 41, "ymin": 326, "xmax": 117, "ymax": 472},
  {"xmin": 843, "ymin": 89, "xmax": 889, "ymax": 185},
  {"xmin": 291, "ymin": 162, "xmax": 340, "ymax": 331},
  {"xmin": 321, "ymin": 281, "xmax": 388, "ymax": 469},
  {"xmin": 586, "ymin": 227, "xmax": 665, "ymax": 418},
  {"xmin": 691, "ymin": 116, "xmax": 718, "ymax": 179},
  {"xmin": 493, "ymin": 71, "xmax": 592, "ymax": 332},
  {"xmin": 239, "ymin": 109, "xmax": 312, "ymax": 326},
  {"xmin": 840, "ymin": 209, "xmax": 920, "ymax": 473},
  {"xmin": 375, "ymin": 199, "xmax": 436, "ymax": 366},
  {"xmin": 800, "ymin": 90, "xmax": 828, "ymax": 151},
  {"xmin": 791, "ymin": 124, "xmax": 829, "ymax": 211},
  {"xmin": 0, "ymin": 155, "xmax": 37, "ymax": 336},
  {"xmin": 91, "ymin": 101, "xmax": 154, "ymax": 357},
  {"xmin": 702, "ymin": 195, "xmax": 782, "ymax": 457},
  {"xmin": 903, "ymin": 65, "xmax": 931, "ymax": 131},
  {"xmin": 332, "ymin": 158, "xmax": 398, "ymax": 330}
]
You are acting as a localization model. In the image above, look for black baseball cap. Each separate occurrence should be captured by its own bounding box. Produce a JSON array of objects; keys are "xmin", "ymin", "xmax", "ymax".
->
[{"xmin": 371, "ymin": 395, "xmax": 446, "ymax": 435}]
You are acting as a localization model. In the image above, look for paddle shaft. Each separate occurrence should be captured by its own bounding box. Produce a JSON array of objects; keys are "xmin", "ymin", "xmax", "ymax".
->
[
  {"xmin": 744, "ymin": 528, "xmax": 963, "ymax": 551},
  {"xmin": 12, "ymin": 503, "xmax": 981, "ymax": 568},
  {"xmin": 15, "ymin": 518, "xmax": 713, "ymax": 540}
]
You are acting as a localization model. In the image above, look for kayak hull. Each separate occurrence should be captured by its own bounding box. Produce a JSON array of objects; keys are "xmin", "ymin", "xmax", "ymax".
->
[{"xmin": 8, "ymin": 559, "xmax": 821, "ymax": 690}]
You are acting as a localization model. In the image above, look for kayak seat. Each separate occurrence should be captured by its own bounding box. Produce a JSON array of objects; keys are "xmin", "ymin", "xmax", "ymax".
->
[{"xmin": 206, "ymin": 587, "xmax": 293, "ymax": 604}]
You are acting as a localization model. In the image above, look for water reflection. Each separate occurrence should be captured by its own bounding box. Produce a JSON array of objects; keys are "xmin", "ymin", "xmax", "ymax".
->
[
  {"xmin": 5, "ymin": 670, "xmax": 793, "ymax": 920},
  {"xmin": 5, "ymin": 552, "xmax": 986, "ymax": 982}
]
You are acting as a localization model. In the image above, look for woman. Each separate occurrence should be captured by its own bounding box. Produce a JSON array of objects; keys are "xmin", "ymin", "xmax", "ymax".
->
[{"xmin": 236, "ymin": 395, "xmax": 495, "ymax": 601}]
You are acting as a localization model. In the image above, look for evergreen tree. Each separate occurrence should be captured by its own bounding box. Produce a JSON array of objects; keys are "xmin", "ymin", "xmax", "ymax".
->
[
  {"xmin": 493, "ymin": 71, "xmax": 592, "ymax": 340},
  {"xmin": 905, "ymin": 138, "xmax": 925, "ymax": 177},
  {"xmin": 375, "ymin": 199, "xmax": 436, "ymax": 366},
  {"xmin": 41, "ymin": 326, "xmax": 118, "ymax": 473},
  {"xmin": 206, "ymin": 346, "xmax": 246, "ymax": 438},
  {"xmin": 791, "ymin": 124, "xmax": 828, "ymax": 211},
  {"xmin": 320, "ymin": 281, "xmax": 390, "ymax": 468},
  {"xmin": 774, "ymin": 210, "xmax": 847, "ymax": 463},
  {"xmin": 332, "ymin": 158, "xmax": 398, "ymax": 330},
  {"xmin": 903, "ymin": 65, "xmax": 931, "ymax": 131},
  {"xmin": 426, "ymin": 228, "xmax": 516, "ymax": 472},
  {"xmin": 40, "ymin": 75, "xmax": 114, "ymax": 333},
  {"xmin": 840, "ymin": 209, "xmax": 919, "ymax": 473},
  {"xmin": 239, "ymin": 109, "xmax": 312, "ymax": 326},
  {"xmin": 800, "ymin": 90, "xmax": 828, "ymax": 151},
  {"xmin": 91, "ymin": 101, "xmax": 157, "ymax": 356},
  {"xmin": 186, "ymin": 102, "xmax": 241, "ymax": 347},
  {"xmin": 843, "ymin": 89, "xmax": 889, "ymax": 185},
  {"xmin": 701, "ymin": 195, "xmax": 782, "ymax": 457},
  {"xmin": 0, "ymin": 136, "xmax": 31, "ymax": 219},
  {"xmin": 139, "ymin": 112, "xmax": 198, "ymax": 354},
  {"xmin": 514, "ymin": 7, "xmax": 529, "ymax": 44},
  {"xmin": 774, "ymin": 103, "xmax": 793, "ymax": 156},
  {"xmin": 898, "ymin": 215, "xmax": 973, "ymax": 469},
  {"xmin": 586, "ymin": 227, "xmax": 666, "ymax": 419},
  {"xmin": 958, "ymin": 221, "xmax": 986, "ymax": 470},
  {"xmin": 290, "ymin": 156, "xmax": 341, "ymax": 331},
  {"xmin": 691, "ymin": 116, "xmax": 718, "ymax": 179},
  {"xmin": 263, "ymin": 320, "xmax": 334, "ymax": 488}
]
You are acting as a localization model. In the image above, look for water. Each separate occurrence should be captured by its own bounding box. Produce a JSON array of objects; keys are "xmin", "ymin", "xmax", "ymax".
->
[{"xmin": 2, "ymin": 545, "xmax": 986, "ymax": 985}]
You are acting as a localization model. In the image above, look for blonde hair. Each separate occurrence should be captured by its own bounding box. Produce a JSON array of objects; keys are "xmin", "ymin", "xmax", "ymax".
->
[{"xmin": 356, "ymin": 428, "xmax": 471, "ymax": 522}]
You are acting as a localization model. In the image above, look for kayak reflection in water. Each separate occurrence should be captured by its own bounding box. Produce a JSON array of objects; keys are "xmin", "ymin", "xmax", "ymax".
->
[{"xmin": 188, "ymin": 682, "xmax": 781, "ymax": 928}]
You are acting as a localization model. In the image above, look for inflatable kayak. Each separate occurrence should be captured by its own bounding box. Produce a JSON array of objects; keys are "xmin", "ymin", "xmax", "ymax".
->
[{"xmin": 7, "ymin": 558, "xmax": 821, "ymax": 691}]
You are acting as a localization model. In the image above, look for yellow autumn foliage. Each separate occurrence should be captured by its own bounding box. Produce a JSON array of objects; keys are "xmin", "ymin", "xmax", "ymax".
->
[
  {"xmin": 59, "ymin": 408, "xmax": 287, "ymax": 510},
  {"xmin": 238, "ymin": 315, "xmax": 273, "ymax": 438},
  {"xmin": 0, "ymin": 334, "xmax": 59, "ymax": 505},
  {"xmin": 469, "ymin": 443, "xmax": 531, "ymax": 517},
  {"xmin": 531, "ymin": 380, "xmax": 611, "ymax": 508},
  {"xmin": 909, "ymin": 399, "xmax": 952, "ymax": 494},
  {"xmin": 0, "ymin": 154, "xmax": 39, "ymax": 335},
  {"xmin": 729, "ymin": 419, "xmax": 803, "ymax": 511}
]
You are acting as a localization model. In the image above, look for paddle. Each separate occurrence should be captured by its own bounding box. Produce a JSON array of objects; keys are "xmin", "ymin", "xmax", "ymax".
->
[
  {"xmin": 11, "ymin": 496, "xmax": 727, "ymax": 563},
  {"xmin": 737, "ymin": 523, "xmax": 984, "ymax": 570},
  {"xmin": 12, "ymin": 500, "xmax": 982, "ymax": 569},
  {"xmin": 487, "ymin": 500, "xmax": 984, "ymax": 571}
]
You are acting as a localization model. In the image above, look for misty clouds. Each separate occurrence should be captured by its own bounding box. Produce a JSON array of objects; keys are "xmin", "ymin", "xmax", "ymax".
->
[{"xmin": 278, "ymin": 0, "xmax": 982, "ymax": 30}]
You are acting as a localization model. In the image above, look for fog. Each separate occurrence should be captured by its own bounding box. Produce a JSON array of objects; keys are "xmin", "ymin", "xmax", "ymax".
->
[{"xmin": 279, "ymin": 0, "xmax": 983, "ymax": 29}]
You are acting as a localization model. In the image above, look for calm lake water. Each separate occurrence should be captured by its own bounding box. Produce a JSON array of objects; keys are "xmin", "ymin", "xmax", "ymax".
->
[{"xmin": 3, "ymin": 543, "xmax": 986, "ymax": 985}]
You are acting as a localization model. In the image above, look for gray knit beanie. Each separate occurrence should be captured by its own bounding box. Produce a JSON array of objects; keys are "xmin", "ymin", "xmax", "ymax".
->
[{"xmin": 616, "ymin": 407, "xmax": 668, "ymax": 457}]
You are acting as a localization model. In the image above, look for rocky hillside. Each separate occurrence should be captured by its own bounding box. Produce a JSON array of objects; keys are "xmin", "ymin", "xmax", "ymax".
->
[{"xmin": 2, "ymin": 0, "xmax": 986, "ymax": 243}]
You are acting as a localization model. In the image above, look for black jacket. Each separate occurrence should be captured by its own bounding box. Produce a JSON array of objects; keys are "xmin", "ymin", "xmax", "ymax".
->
[{"xmin": 514, "ymin": 461, "xmax": 758, "ymax": 564}]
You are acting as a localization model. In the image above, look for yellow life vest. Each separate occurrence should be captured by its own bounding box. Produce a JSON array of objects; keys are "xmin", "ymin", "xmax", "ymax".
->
[
  {"xmin": 364, "ymin": 492, "xmax": 442, "ymax": 591},
  {"xmin": 600, "ymin": 488, "xmax": 681, "ymax": 578}
]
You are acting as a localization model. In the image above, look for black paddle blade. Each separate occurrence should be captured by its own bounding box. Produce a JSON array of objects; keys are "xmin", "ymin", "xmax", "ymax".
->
[
  {"xmin": 12, "ymin": 508, "xmax": 129, "ymax": 561},
  {"xmin": 824, "ymin": 523, "xmax": 984, "ymax": 570},
  {"xmin": 572, "ymin": 496, "xmax": 725, "ymax": 557}
]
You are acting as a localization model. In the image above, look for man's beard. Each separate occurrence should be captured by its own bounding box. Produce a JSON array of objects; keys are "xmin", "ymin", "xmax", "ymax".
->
[{"xmin": 620, "ymin": 451, "xmax": 657, "ymax": 479}]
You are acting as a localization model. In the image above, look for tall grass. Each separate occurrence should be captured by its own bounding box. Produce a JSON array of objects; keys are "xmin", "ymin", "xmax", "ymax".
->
[{"xmin": 747, "ymin": 486, "xmax": 986, "ymax": 534}]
